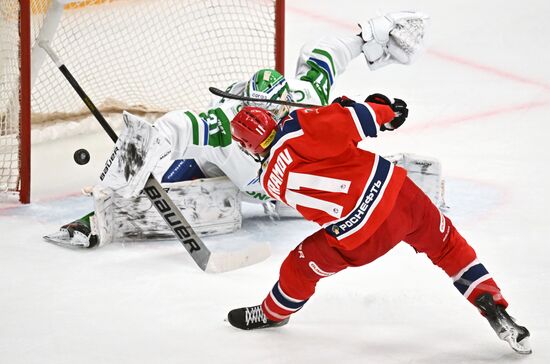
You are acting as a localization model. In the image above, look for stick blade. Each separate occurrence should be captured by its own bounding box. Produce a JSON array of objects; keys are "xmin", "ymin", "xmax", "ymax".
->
[{"xmin": 205, "ymin": 242, "xmax": 271, "ymax": 273}]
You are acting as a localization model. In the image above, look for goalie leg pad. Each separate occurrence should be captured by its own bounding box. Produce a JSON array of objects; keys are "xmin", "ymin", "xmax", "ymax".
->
[
  {"xmin": 93, "ymin": 176, "xmax": 242, "ymax": 244},
  {"xmin": 385, "ymin": 153, "xmax": 446, "ymax": 209},
  {"xmin": 92, "ymin": 185, "xmax": 117, "ymax": 247}
]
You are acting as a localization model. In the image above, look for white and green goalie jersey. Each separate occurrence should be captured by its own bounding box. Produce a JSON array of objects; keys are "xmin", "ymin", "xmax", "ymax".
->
[{"xmin": 157, "ymin": 34, "xmax": 364, "ymax": 202}]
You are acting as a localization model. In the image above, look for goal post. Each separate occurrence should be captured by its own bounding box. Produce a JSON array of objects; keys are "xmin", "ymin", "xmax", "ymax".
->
[
  {"xmin": 1, "ymin": 0, "xmax": 31, "ymax": 203},
  {"xmin": 0, "ymin": 0, "xmax": 285, "ymax": 203},
  {"xmin": 20, "ymin": 0, "xmax": 31, "ymax": 204}
]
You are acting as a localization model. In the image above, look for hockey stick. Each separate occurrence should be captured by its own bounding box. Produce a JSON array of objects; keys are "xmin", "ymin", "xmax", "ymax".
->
[
  {"xmin": 38, "ymin": 42, "xmax": 268, "ymax": 272},
  {"xmin": 209, "ymin": 87, "xmax": 318, "ymax": 108}
]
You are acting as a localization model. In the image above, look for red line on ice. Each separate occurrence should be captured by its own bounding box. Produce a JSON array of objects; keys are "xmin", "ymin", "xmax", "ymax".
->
[{"xmin": 408, "ymin": 100, "xmax": 550, "ymax": 132}]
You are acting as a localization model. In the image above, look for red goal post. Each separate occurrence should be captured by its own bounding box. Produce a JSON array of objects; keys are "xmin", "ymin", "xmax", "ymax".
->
[{"xmin": 0, "ymin": 0, "xmax": 285, "ymax": 203}]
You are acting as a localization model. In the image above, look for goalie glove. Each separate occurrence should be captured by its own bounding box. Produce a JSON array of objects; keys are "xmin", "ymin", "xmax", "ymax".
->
[
  {"xmin": 365, "ymin": 93, "xmax": 408, "ymax": 131},
  {"xmin": 359, "ymin": 11, "xmax": 430, "ymax": 70}
]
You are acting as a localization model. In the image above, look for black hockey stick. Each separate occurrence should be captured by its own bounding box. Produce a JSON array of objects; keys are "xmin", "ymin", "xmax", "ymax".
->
[
  {"xmin": 209, "ymin": 87, "xmax": 318, "ymax": 108},
  {"xmin": 37, "ymin": 42, "xmax": 221, "ymax": 271}
]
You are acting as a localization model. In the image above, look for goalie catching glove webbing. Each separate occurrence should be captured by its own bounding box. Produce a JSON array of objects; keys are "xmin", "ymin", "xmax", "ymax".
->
[{"xmin": 359, "ymin": 11, "xmax": 430, "ymax": 70}]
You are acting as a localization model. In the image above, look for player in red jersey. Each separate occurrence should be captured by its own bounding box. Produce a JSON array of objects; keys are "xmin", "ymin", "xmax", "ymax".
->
[{"xmin": 226, "ymin": 95, "xmax": 531, "ymax": 355}]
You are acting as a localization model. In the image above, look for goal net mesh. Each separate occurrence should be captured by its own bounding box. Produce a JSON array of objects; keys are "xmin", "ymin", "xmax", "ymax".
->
[{"xmin": 1, "ymin": 0, "xmax": 280, "ymax": 196}]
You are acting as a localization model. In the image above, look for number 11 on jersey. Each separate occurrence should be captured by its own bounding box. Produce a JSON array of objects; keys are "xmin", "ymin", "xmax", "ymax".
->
[{"xmin": 285, "ymin": 172, "xmax": 351, "ymax": 218}]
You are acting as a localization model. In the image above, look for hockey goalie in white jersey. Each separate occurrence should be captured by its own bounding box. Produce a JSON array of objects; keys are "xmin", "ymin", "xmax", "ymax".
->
[{"xmin": 44, "ymin": 11, "xmax": 437, "ymax": 248}]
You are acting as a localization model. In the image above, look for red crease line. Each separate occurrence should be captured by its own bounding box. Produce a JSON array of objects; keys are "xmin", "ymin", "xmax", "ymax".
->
[{"xmin": 409, "ymin": 100, "xmax": 550, "ymax": 132}]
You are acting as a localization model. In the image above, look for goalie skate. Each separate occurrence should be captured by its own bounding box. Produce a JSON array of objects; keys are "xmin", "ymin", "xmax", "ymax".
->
[
  {"xmin": 475, "ymin": 293, "xmax": 532, "ymax": 355},
  {"xmin": 43, "ymin": 214, "xmax": 98, "ymax": 248},
  {"xmin": 227, "ymin": 305, "xmax": 289, "ymax": 330}
]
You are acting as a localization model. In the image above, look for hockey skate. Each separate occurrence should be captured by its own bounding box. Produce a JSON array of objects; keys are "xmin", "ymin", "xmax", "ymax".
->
[
  {"xmin": 475, "ymin": 293, "xmax": 532, "ymax": 355},
  {"xmin": 227, "ymin": 305, "xmax": 289, "ymax": 330},
  {"xmin": 43, "ymin": 213, "xmax": 98, "ymax": 248}
]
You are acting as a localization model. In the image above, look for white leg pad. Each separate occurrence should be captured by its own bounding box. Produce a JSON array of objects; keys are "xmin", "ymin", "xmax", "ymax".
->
[
  {"xmin": 92, "ymin": 185, "xmax": 117, "ymax": 246},
  {"xmin": 93, "ymin": 176, "xmax": 242, "ymax": 245},
  {"xmin": 385, "ymin": 153, "xmax": 447, "ymax": 209}
]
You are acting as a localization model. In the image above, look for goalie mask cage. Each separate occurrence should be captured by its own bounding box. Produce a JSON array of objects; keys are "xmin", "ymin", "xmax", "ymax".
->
[{"xmin": 0, "ymin": 0, "xmax": 285, "ymax": 203}]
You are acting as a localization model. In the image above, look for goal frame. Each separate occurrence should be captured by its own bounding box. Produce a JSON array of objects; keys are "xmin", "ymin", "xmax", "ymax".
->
[
  {"xmin": 19, "ymin": 0, "xmax": 32, "ymax": 204},
  {"xmin": 14, "ymin": 0, "xmax": 285, "ymax": 204}
]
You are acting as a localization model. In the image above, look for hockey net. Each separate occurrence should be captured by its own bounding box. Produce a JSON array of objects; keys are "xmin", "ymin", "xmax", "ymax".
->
[{"xmin": 0, "ymin": 0, "xmax": 284, "ymax": 203}]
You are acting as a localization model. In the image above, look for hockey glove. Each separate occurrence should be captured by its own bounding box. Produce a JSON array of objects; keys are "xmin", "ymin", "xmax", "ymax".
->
[
  {"xmin": 365, "ymin": 93, "xmax": 408, "ymax": 131},
  {"xmin": 359, "ymin": 11, "xmax": 430, "ymax": 70},
  {"xmin": 331, "ymin": 95, "xmax": 357, "ymax": 107}
]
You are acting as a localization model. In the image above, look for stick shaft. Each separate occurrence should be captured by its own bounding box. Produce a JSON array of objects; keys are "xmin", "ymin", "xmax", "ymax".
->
[
  {"xmin": 209, "ymin": 87, "xmax": 319, "ymax": 108},
  {"xmin": 39, "ymin": 42, "xmax": 212, "ymax": 271}
]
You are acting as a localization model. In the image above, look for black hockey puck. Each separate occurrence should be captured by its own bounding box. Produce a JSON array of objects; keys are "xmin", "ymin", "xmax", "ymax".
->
[{"xmin": 74, "ymin": 148, "xmax": 90, "ymax": 165}]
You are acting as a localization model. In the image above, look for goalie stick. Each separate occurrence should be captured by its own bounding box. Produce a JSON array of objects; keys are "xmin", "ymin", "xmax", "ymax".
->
[
  {"xmin": 209, "ymin": 87, "xmax": 318, "ymax": 108},
  {"xmin": 38, "ymin": 41, "xmax": 268, "ymax": 273}
]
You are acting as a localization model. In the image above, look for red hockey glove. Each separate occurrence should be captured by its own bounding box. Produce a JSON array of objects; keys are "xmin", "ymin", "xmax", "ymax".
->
[{"xmin": 365, "ymin": 93, "xmax": 408, "ymax": 131}]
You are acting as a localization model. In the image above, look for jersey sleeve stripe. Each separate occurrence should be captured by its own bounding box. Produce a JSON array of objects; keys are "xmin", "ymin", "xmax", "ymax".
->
[
  {"xmin": 202, "ymin": 119, "xmax": 209, "ymax": 145},
  {"xmin": 308, "ymin": 57, "xmax": 334, "ymax": 85},
  {"xmin": 346, "ymin": 103, "xmax": 378, "ymax": 138},
  {"xmin": 312, "ymin": 48, "xmax": 336, "ymax": 77},
  {"xmin": 185, "ymin": 111, "xmax": 200, "ymax": 145}
]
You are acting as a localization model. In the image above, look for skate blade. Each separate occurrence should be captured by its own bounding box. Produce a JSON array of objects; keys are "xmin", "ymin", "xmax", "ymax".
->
[
  {"xmin": 43, "ymin": 230, "xmax": 90, "ymax": 248},
  {"xmin": 505, "ymin": 335, "xmax": 532, "ymax": 355}
]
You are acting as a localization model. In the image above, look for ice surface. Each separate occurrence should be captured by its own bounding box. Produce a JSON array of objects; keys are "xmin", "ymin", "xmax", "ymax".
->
[{"xmin": 1, "ymin": 1, "xmax": 549, "ymax": 363}]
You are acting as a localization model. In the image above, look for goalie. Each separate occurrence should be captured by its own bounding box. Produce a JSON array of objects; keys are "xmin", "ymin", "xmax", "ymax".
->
[{"xmin": 44, "ymin": 11, "xmax": 432, "ymax": 248}]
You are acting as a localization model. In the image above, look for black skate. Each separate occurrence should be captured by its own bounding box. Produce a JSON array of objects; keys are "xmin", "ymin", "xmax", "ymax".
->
[
  {"xmin": 227, "ymin": 305, "xmax": 289, "ymax": 330},
  {"xmin": 475, "ymin": 293, "xmax": 532, "ymax": 355},
  {"xmin": 43, "ymin": 214, "xmax": 98, "ymax": 249}
]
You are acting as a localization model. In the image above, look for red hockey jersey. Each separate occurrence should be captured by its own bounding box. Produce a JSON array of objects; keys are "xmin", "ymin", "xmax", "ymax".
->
[{"xmin": 260, "ymin": 102, "xmax": 407, "ymax": 250}]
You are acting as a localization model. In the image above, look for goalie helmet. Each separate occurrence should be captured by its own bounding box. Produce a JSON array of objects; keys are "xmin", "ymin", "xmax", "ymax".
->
[
  {"xmin": 231, "ymin": 106, "xmax": 277, "ymax": 155},
  {"xmin": 244, "ymin": 69, "xmax": 292, "ymax": 121}
]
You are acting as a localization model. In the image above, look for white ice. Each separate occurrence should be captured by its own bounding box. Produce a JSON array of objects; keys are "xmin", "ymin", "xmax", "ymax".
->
[{"xmin": 1, "ymin": 1, "xmax": 549, "ymax": 363}]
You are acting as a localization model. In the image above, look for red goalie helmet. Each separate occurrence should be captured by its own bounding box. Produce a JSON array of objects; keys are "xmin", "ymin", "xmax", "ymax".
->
[{"xmin": 231, "ymin": 106, "xmax": 278, "ymax": 155}]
